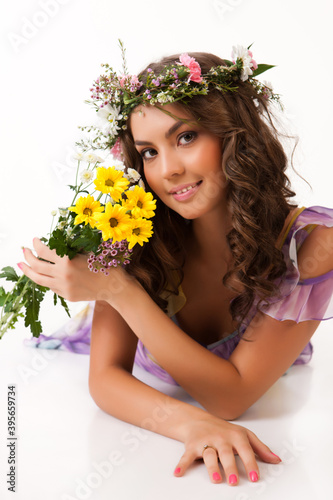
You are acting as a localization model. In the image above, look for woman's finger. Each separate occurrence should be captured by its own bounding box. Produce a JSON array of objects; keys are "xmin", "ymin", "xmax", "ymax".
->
[
  {"xmin": 173, "ymin": 449, "xmax": 197, "ymax": 477},
  {"xmin": 22, "ymin": 247, "xmax": 56, "ymax": 277},
  {"xmin": 217, "ymin": 447, "xmax": 239, "ymax": 486},
  {"xmin": 32, "ymin": 237, "xmax": 61, "ymax": 263},
  {"xmin": 202, "ymin": 446, "xmax": 223, "ymax": 483},
  {"xmin": 235, "ymin": 441, "xmax": 260, "ymax": 483},
  {"xmin": 17, "ymin": 261, "xmax": 56, "ymax": 289},
  {"xmin": 246, "ymin": 429, "xmax": 281, "ymax": 464}
]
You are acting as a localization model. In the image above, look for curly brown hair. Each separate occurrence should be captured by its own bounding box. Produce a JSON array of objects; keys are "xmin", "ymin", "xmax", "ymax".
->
[{"xmin": 119, "ymin": 52, "xmax": 297, "ymax": 330}]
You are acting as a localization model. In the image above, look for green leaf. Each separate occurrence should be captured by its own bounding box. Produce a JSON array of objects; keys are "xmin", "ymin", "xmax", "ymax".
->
[
  {"xmin": 59, "ymin": 296, "xmax": 70, "ymax": 317},
  {"xmin": 48, "ymin": 228, "xmax": 78, "ymax": 259},
  {"xmin": 252, "ymin": 64, "xmax": 276, "ymax": 78},
  {"xmin": 0, "ymin": 266, "xmax": 19, "ymax": 282},
  {"xmin": 70, "ymin": 228, "xmax": 101, "ymax": 253},
  {"xmin": 24, "ymin": 284, "xmax": 45, "ymax": 337},
  {"xmin": 0, "ymin": 286, "xmax": 8, "ymax": 306},
  {"xmin": 53, "ymin": 293, "xmax": 58, "ymax": 306}
]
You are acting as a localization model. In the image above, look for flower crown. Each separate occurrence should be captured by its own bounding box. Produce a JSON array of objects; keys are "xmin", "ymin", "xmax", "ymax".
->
[{"xmin": 78, "ymin": 41, "xmax": 280, "ymax": 156}]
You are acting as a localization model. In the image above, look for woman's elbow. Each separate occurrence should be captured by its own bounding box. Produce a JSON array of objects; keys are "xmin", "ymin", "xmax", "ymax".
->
[{"xmin": 205, "ymin": 397, "xmax": 251, "ymax": 421}]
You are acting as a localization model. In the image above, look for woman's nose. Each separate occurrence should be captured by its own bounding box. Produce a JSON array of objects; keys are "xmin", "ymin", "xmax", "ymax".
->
[{"xmin": 160, "ymin": 151, "xmax": 185, "ymax": 178}]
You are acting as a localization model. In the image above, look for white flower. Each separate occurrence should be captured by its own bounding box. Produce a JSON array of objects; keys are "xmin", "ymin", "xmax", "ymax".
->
[
  {"xmin": 138, "ymin": 179, "xmax": 145, "ymax": 189},
  {"xmin": 59, "ymin": 208, "xmax": 68, "ymax": 216},
  {"xmin": 263, "ymin": 80, "xmax": 273, "ymax": 94},
  {"xmin": 57, "ymin": 221, "xmax": 66, "ymax": 230},
  {"xmin": 126, "ymin": 168, "xmax": 141, "ymax": 182},
  {"xmin": 100, "ymin": 158, "xmax": 125, "ymax": 171},
  {"xmin": 156, "ymin": 92, "xmax": 168, "ymax": 104},
  {"xmin": 51, "ymin": 210, "xmax": 57, "ymax": 216},
  {"xmin": 84, "ymin": 152, "xmax": 103, "ymax": 164},
  {"xmin": 97, "ymin": 104, "xmax": 123, "ymax": 136},
  {"xmin": 231, "ymin": 45, "xmax": 253, "ymax": 81},
  {"xmin": 80, "ymin": 169, "xmax": 94, "ymax": 183},
  {"xmin": 72, "ymin": 151, "xmax": 85, "ymax": 161}
]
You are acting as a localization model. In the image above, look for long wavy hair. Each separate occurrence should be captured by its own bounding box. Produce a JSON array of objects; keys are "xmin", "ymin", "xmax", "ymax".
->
[{"xmin": 119, "ymin": 52, "xmax": 297, "ymax": 330}]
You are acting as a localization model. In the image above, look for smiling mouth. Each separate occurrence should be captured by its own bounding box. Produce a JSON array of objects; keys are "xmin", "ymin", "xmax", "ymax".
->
[{"xmin": 172, "ymin": 181, "xmax": 202, "ymax": 195}]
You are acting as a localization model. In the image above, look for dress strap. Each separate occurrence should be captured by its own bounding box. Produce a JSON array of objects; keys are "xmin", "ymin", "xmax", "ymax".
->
[{"xmin": 277, "ymin": 207, "xmax": 306, "ymax": 250}]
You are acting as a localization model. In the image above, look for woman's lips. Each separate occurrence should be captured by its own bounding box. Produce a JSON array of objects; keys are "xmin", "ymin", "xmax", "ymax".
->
[{"xmin": 170, "ymin": 181, "xmax": 202, "ymax": 201}]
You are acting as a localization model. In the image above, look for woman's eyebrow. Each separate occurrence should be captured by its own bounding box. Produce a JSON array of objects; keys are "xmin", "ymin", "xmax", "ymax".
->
[{"xmin": 134, "ymin": 121, "xmax": 184, "ymax": 146}]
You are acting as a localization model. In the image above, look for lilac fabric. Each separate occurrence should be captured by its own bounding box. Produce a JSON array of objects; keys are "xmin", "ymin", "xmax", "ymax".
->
[{"xmin": 25, "ymin": 206, "xmax": 333, "ymax": 385}]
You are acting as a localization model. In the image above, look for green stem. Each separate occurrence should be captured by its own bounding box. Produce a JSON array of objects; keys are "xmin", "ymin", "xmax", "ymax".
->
[
  {"xmin": 74, "ymin": 160, "xmax": 81, "ymax": 189},
  {"xmin": 0, "ymin": 278, "xmax": 31, "ymax": 339}
]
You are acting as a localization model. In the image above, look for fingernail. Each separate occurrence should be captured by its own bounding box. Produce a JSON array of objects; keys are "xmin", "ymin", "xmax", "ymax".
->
[
  {"xmin": 212, "ymin": 472, "xmax": 221, "ymax": 481},
  {"xmin": 174, "ymin": 467, "xmax": 181, "ymax": 475},
  {"xmin": 249, "ymin": 471, "xmax": 258, "ymax": 482},
  {"xmin": 22, "ymin": 247, "xmax": 25, "ymax": 254},
  {"xmin": 271, "ymin": 453, "xmax": 282, "ymax": 461},
  {"xmin": 228, "ymin": 474, "xmax": 238, "ymax": 485},
  {"xmin": 17, "ymin": 263, "xmax": 23, "ymax": 270}
]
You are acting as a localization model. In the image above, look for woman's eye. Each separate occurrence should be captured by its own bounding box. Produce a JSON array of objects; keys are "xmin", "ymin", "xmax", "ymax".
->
[
  {"xmin": 140, "ymin": 148, "xmax": 157, "ymax": 161},
  {"xmin": 178, "ymin": 132, "xmax": 197, "ymax": 145}
]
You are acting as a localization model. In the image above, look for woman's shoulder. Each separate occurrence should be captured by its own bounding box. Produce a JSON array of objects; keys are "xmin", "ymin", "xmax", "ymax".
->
[
  {"xmin": 258, "ymin": 205, "xmax": 333, "ymax": 324},
  {"xmin": 282, "ymin": 205, "xmax": 333, "ymax": 281}
]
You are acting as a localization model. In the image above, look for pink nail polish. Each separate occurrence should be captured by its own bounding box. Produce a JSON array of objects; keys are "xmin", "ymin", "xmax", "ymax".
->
[
  {"xmin": 17, "ymin": 263, "xmax": 23, "ymax": 270},
  {"xmin": 229, "ymin": 474, "xmax": 237, "ymax": 485},
  {"xmin": 249, "ymin": 471, "xmax": 258, "ymax": 482},
  {"xmin": 174, "ymin": 467, "xmax": 181, "ymax": 475},
  {"xmin": 212, "ymin": 472, "xmax": 221, "ymax": 481},
  {"xmin": 271, "ymin": 453, "xmax": 282, "ymax": 461}
]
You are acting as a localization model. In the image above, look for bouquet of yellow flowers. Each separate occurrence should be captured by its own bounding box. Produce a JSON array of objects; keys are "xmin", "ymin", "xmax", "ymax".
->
[
  {"xmin": 0, "ymin": 40, "xmax": 160, "ymax": 340},
  {"xmin": 0, "ymin": 154, "xmax": 156, "ymax": 338}
]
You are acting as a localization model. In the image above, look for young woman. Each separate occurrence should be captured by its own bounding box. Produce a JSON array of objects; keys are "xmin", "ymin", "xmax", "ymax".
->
[{"xmin": 18, "ymin": 47, "xmax": 333, "ymax": 486}]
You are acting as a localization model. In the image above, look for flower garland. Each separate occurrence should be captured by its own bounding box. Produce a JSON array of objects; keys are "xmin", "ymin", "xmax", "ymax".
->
[{"xmin": 77, "ymin": 40, "xmax": 280, "ymax": 153}]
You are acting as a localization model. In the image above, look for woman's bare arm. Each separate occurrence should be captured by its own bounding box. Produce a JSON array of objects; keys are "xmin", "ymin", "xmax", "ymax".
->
[{"xmin": 88, "ymin": 300, "xmax": 280, "ymax": 484}]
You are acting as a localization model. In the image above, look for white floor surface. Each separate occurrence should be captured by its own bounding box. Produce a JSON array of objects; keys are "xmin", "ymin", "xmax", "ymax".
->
[{"xmin": 0, "ymin": 306, "xmax": 332, "ymax": 500}]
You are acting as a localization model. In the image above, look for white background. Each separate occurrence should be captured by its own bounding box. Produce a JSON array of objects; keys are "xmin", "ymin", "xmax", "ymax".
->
[{"xmin": 1, "ymin": 1, "xmax": 333, "ymax": 499}]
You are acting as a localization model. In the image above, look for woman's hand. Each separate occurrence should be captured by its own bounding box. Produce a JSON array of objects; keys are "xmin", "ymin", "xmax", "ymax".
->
[
  {"xmin": 18, "ymin": 238, "xmax": 134, "ymax": 304},
  {"xmin": 174, "ymin": 415, "xmax": 281, "ymax": 485}
]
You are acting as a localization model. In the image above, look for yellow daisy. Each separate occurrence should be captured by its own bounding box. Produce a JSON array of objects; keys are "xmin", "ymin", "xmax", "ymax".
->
[
  {"xmin": 128, "ymin": 218, "xmax": 153, "ymax": 249},
  {"xmin": 94, "ymin": 166, "xmax": 130, "ymax": 201},
  {"xmin": 124, "ymin": 186, "xmax": 156, "ymax": 219},
  {"xmin": 94, "ymin": 202, "xmax": 132, "ymax": 242},
  {"xmin": 68, "ymin": 195, "xmax": 103, "ymax": 227}
]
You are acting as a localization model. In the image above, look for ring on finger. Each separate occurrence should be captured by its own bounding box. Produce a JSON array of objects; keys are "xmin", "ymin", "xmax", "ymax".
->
[{"xmin": 202, "ymin": 444, "xmax": 218, "ymax": 456}]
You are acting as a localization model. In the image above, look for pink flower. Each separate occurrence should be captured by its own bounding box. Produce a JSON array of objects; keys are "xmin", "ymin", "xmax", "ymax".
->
[
  {"xmin": 118, "ymin": 75, "xmax": 127, "ymax": 87},
  {"xmin": 110, "ymin": 137, "xmax": 123, "ymax": 160},
  {"xmin": 130, "ymin": 75, "xmax": 141, "ymax": 89},
  {"xmin": 248, "ymin": 51, "xmax": 258, "ymax": 70},
  {"xmin": 178, "ymin": 53, "xmax": 203, "ymax": 83}
]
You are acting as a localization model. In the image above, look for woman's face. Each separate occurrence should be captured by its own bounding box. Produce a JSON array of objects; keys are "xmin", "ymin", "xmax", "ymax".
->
[{"xmin": 130, "ymin": 104, "xmax": 228, "ymax": 220}]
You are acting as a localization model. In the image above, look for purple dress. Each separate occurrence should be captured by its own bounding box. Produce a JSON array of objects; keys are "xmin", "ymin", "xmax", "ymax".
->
[{"xmin": 26, "ymin": 206, "xmax": 333, "ymax": 385}]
